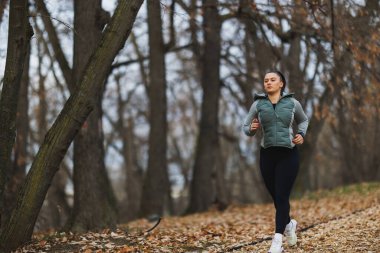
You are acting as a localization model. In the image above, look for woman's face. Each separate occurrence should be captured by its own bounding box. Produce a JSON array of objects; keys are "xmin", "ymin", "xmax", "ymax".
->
[{"xmin": 264, "ymin": 73, "xmax": 283, "ymax": 95}]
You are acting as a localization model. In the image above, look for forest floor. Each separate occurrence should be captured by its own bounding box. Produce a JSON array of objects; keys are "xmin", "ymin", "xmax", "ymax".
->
[{"xmin": 13, "ymin": 182, "xmax": 380, "ymax": 253}]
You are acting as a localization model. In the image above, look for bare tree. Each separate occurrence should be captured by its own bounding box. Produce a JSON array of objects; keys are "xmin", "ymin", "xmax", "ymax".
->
[
  {"xmin": 140, "ymin": 0, "xmax": 170, "ymax": 218},
  {"xmin": 187, "ymin": 0, "xmax": 222, "ymax": 213}
]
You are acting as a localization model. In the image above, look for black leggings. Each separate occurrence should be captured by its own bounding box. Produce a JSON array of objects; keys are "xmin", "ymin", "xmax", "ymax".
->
[{"xmin": 260, "ymin": 146, "xmax": 299, "ymax": 234}]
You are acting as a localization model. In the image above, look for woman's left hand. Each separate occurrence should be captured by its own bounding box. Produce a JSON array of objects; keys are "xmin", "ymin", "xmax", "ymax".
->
[{"xmin": 292, "ymin": 134, "xmax": 304, "ymax": 145}]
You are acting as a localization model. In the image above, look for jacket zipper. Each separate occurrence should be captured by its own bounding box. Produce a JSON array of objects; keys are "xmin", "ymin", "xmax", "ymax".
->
[
  {"xmin": 270, "ymin": 96, "xmax": 286, "ymax": 145},
  {"xmin": 263, "ymin": 93, "xmax": 293, "ymax": 147},
  {"xmin": 274, "ymin": 100, "xmax": 278, "ymax": 145}
]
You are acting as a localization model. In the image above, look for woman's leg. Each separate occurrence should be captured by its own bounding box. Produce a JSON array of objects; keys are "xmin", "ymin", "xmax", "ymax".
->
[
  {"xmin": 259, "ymin": 148, "xmax": 277, "ymax": 206},
  {"xmin": 274, "ymin": 147, "xmax": 299, "ymax": 234}
]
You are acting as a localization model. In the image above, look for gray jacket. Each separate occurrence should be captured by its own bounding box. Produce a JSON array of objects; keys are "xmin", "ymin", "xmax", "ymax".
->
[{"xmin": 243, "ymin": 93, "xmax": 309, "ymax": 148}]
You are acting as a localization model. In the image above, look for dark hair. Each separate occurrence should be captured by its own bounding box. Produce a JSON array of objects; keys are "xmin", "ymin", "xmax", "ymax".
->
[{"xmin": 266, "ymin": 70, "xmax": 286, "ymax": 95}]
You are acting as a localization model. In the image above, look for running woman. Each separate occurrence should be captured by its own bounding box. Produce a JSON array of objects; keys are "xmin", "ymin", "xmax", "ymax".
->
[{"xmin": 242, "ymin": 70, "xmax": 309, "ymax": 253}]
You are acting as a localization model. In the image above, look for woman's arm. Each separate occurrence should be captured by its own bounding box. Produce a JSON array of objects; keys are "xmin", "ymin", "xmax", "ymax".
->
[
  {"xmin": 293, "ymin": 99, "xmax": 309, "ymax": 137},
  {"xmin": 242, "ymin": 100, "xmax": 259, "ymax": 136}
]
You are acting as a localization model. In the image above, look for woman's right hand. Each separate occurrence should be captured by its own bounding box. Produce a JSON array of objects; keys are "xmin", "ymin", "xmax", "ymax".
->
[{"xmin": 250, "ymin": 118, "xmax": 260, "ymax": 131}]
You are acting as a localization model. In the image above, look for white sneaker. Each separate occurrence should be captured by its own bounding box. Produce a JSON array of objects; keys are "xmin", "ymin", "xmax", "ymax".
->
[
  {"xmin": 268, "ymin": 233, "xmax": 283, "ymax": 253},
  {"xmin": 284, "ymin": 219, "xmax": 297, "ymax": 246}
]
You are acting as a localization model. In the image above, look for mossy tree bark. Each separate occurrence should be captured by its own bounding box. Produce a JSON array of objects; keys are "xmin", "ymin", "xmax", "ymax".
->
[
  {"xmin": 0, "ymin": 0, "xmax": 144, "ymax": 251},
  {"xmin": 0, "ymin": 0, "xmax": 32, "ymax": 228}
]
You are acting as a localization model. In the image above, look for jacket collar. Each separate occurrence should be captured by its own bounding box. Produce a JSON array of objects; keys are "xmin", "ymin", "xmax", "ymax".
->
[{"xmin": 254, "ymin": 92, "xmax": 294, "ymax": 101}]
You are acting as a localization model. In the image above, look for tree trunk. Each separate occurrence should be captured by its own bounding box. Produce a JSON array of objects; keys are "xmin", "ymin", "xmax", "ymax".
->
[
  {"xmin": 35, "ymin": 171, "xmax": 70, "ymax": 231},
  {"xmin": 2, "ymin": 47, "xmax": 30, "ymax": 226},
  {"xmin": 214, "ymin": 146, "xmax": 228, "ymax": 210},
  {"xmin": 187, "ymin": 0, "xmax": 222, "ymax": 213},
  {"xmin": 123, "ymin": 118, "xmax": 142, "ymax": 221},
  {"xmin": 286, "ymin": 36, "xmax": 304, "ymax": 98},
  {"xmin": 66, "ymin": 0, "xmax": 117, "ymax": 232},
  {"xmin": 0, "ymin": 0, "xmax": 32, "ymax": 228},
  {"xmin": 140, "ymin": 0, "xmax": 169, "ymax": 218},
  {"xmin": 112, "ymin": 76, "xmax": 142, "ymax": 222},
  {"xmin": 0, "ymin": 1, "xmax": 143, "ymax": 250}
]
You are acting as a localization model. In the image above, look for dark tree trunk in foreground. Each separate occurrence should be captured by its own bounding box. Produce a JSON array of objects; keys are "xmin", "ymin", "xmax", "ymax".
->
[
  {"xmin": 140, "ymin": 0, "xmax": 169, "ymax": 218},
  {"xmin": 66, "ymin": 0, "xmax": 117, "ymax": 232},
  {"xmin": 0, "ymin": 1, "xmax": 144, "ymax": 251},
  {"xmin": 0, "ymin": 0, "xmax": 32, "ymax": 228},
  {"xmin": 2, "ymin": 48, "xmax": 30, "ymax": 226},
  {"xmin": 187, "ymin": 0, "xmax": 222, "ymax": 213}
]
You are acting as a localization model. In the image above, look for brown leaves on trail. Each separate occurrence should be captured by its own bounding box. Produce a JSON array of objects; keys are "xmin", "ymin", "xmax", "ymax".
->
[
  {"xmin": 14, "ymin": 229, "xmax": 139, "ymax": 252},
  {"xmin": 14, "ymin": 183, "xmax": 380, "ymax": 252},
  {"xmin": 248, "ymin": 204, "xmax": 380, "ymax": 253},
  {"xmin": 297, "ymin": 206, "xmax": 380, "ymax": 252}
]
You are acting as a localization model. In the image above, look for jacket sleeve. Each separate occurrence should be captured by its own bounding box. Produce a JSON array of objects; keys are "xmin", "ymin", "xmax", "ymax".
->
[
  {"xmin": 293, "ymin": 99, "xmax": 309, "ymax": 137},
  {"xmin": 242, "ymin": 100, "xmax": 259, "ymax": 136}
]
